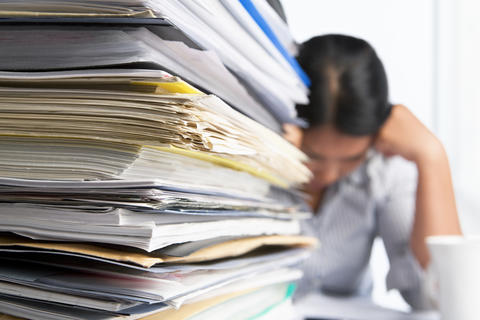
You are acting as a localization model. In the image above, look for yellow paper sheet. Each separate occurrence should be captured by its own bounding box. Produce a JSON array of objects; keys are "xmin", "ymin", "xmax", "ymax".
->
[
  {"xmin": 0, "ymin": 235, "xmax": 165, "ymax": 268},
  {"xmin": 149, "ymin": 145, "xmax": 287, "ymax": 188},
  {"xmin": 131, "ymin": 80, "xmax": 202, "ymax": 94},
  {"xmin": 163, "ymin": 235, "xmax": 319, "ymax": 263}
]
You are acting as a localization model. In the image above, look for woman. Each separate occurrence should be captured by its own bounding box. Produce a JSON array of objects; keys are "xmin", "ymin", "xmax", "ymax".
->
[{"xmin": 285, "ymin": 34, "xmax": 462, "ymax": 309}]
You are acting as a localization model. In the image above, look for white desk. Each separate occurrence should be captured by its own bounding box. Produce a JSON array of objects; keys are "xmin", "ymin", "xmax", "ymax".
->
[{"xmin": 293, "ymin": 293, "xmax": 440, "ymax": 320}]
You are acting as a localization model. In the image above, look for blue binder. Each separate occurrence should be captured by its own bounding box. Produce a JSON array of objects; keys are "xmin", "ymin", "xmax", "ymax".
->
[{"xmin": 238, "ymin": 0, "xmax": 311, "ymax": 87}]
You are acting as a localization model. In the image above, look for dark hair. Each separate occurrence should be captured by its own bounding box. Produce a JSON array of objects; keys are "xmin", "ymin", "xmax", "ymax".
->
[{"xmin": 296, "ymin": 34, "xmax": 391, "ymax": 135}]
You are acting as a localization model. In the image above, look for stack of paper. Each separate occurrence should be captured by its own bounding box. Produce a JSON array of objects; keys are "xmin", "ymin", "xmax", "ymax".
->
[
  {"xmin": 0, "ymin": 68, "xmax": 311, "ymax": 229},
  {"xmin": 0, "ymin": 0, "xmax": 310, "ymax": 131},
  {"xmin": 0, "ymin": 233, "xmax": 316, "ymax": 319},
  {"xmin": 0, "ymin": 73, "xmax": 316, "ymax": 317},
  {"xmin": 149, "ymin": 0, "xmax": 310, "ymax": 124},
  {"xmin": 0, "ymin": 27, "xmax": 281, "ymax": 131},
  {"xmin": 0, "ymin": 1, "xmax": 316, "ymax": 319}
]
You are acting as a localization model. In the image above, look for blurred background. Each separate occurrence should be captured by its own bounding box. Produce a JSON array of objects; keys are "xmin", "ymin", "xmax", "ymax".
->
[{"xmin": 282, "ymin": 0, "xmax": 480, "ymax": 310}]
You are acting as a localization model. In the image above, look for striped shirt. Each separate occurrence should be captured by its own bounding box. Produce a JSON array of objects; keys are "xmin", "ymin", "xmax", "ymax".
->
[{"xmin": 296, "ymin": 151, "xmax": 431, "ymax": 309}]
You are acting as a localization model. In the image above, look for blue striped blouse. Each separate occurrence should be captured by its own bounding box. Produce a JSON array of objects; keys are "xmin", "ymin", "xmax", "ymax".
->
[{"xmin": 296, "ymin": 151, "xmax": 431, "ymax": 310}]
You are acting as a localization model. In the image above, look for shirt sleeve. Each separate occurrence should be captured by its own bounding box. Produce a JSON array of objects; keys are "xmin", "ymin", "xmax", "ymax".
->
[{"xmin": 374, "ymin": 156, "xmax": 433, "ymax": 310}]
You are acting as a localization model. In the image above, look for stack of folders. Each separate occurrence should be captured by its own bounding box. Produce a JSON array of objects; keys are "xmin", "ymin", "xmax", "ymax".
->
[
  {"xmin": 0, "ymin": 1, "xmax": 316, "ymax": 319},
  {"xmin": 0, "ymin": 0, "xmax": 308, "ymax": 132}
]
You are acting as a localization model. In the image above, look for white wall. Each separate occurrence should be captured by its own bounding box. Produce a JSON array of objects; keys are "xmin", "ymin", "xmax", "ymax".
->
[{"xmin": 435, "ymin": 0, "xmax": 480, "ymax": 234}]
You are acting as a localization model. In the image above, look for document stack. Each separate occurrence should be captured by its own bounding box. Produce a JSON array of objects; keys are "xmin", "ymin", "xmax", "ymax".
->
[{"xmin": 0, "ymin": 1, "xmax": 316, "ymax": 319}]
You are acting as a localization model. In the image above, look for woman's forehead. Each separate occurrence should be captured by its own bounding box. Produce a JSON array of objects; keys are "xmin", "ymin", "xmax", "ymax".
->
[{"xmin": 302, "ymin": 125, "xmax": 373, "ymax": 158}]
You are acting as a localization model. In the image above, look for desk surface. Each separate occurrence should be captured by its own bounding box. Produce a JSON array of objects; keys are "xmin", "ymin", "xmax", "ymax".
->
[{"xmin": 293, "ymin": 293, "xmax": 440, "ymax": 320}]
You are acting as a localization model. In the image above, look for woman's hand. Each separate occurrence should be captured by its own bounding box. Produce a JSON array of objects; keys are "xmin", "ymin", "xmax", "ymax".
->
[
  {"xmin": 283, "ymin": 123, "xmax": 303, "ymax": 148},
  {"xmin": 374, "ymin": 104, "xmax": 443, "ymax": 165}
]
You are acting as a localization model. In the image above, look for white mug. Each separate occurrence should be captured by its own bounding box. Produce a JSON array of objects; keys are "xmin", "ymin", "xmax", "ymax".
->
[{"xmin": 427, "ymin": 235, "xmax": 480, "ymax": 320}]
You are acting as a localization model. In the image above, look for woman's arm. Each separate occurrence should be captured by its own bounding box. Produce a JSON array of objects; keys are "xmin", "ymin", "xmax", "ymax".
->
[{"xmin": 374, "ymin": 105, "xmax": 462, "ymax": 269}]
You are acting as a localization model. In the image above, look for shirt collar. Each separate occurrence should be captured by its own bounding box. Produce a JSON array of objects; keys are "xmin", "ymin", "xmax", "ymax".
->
[
  {"xmin": 344, "ymin": 148, "xmax": 377, "ymax": 185},
  {"xmin": 319, "ymin": 149, "xmax": 384, "ymax": 211}
]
